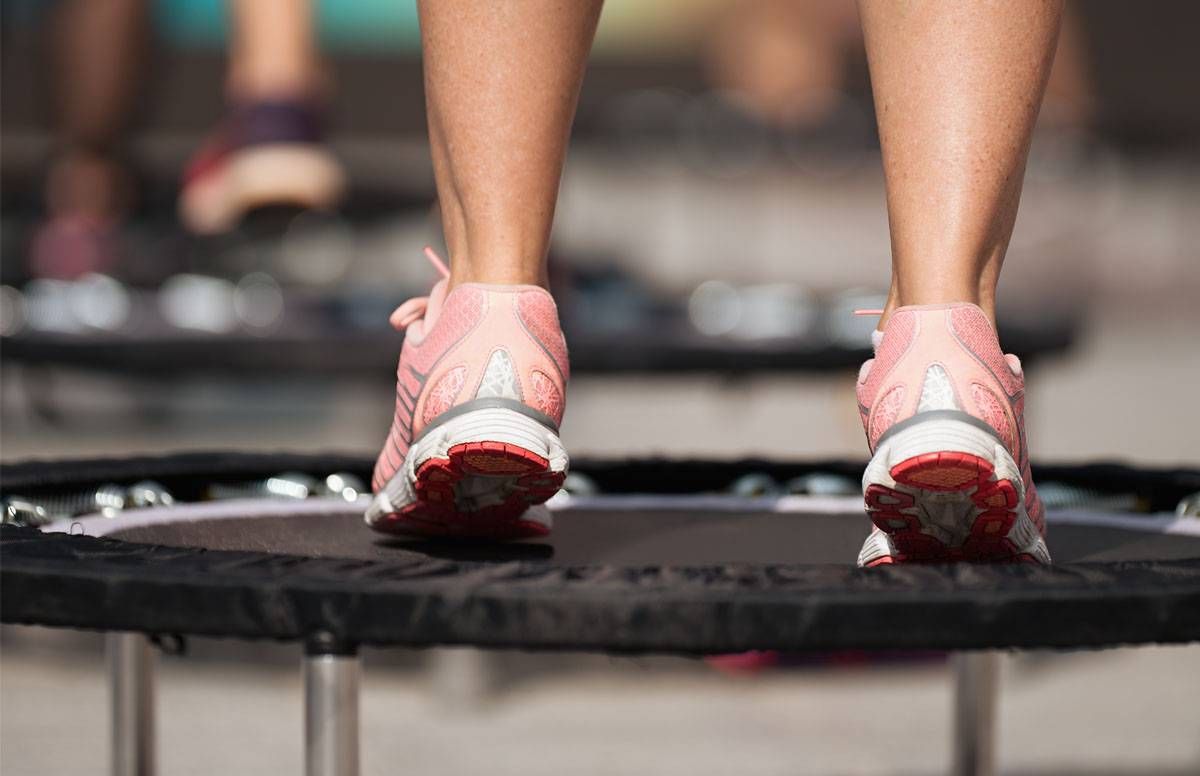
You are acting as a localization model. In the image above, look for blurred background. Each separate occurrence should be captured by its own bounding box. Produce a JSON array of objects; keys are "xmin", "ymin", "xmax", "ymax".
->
[{"xmin": 2, "ymin": 1, "xmax": 1198, "ymax": 774}]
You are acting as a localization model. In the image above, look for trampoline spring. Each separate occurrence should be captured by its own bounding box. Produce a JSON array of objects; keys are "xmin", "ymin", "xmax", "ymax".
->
[
  {"xmin": 207, "ymin": 471, "xmax": 367, "ymax": 502},
  {"xmin": 4, "ymin": 484, "xmax": 126, "ymax": 522},
  {"xmin": 2, "ymin": 480, "xmax": 176, "ymax": 524},
  {"xmin": 208, "ymin": 471, "xmax": 320, "ymax": 501},
  {"xmin": 784, "ymin": 472, "xmax": 859, "ymax": 496},
  {"xmin": 321, "ymin": 472, "xmax": 367, "ymax": 502},
  {"xmin": 1177, "ymin": 491, "xmax": 1200, "ymax": 518},
  {"xmin": 561, "ymin": 471, "xmax": 600, "ymax": 496},
  {"xmin": 1035, "ymin": 481, "xmax": 1139, "ymax": 512},
  {"xmin": 126, "ymin": 480, "xmax": 175, "ymax": 510},
  {"xmin": 2, "ymin": 496, "xmax": 51, "ymax": 527},
  {"xmin": 729, "ymin": 472, "xmax": 781, "ymax": 498}
]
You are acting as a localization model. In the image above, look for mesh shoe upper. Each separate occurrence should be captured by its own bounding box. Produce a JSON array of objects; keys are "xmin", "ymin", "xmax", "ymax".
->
[
  {"xmin": 856, "ymin": 303, "xmax": 1044, "ymax": 534},
  {"xmin": 372, "ymin": 274, "xmax": 569, "ymax": 494}
]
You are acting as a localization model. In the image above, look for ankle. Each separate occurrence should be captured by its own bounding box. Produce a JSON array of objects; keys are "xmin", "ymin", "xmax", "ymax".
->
[
  {"xmin": 45, "ymin": 149, "xmax": 131, "ymax": 220},
  {"xmin": 880, "ymin": 287, "xmax": 996, "ymax": 329},
  {"xmin": 448, "ymin": 261, "xmax": 545, "ymax": 290},
  {"xmin": 226, "ymin": 60, "xmax": 327, "ymax": 105},
  {"xmin": 441, "ymin": 235, "xmax": 548, "ymax": 289}
]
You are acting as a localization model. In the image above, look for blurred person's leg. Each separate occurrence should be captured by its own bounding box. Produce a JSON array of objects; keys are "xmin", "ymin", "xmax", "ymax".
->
[
  {"xmin": 1042, "ymin": 4, "xmax": 1094, "ymax": 129},
  {"xmin": 179, "ymin": 0, "xmax": 343, "ymax": 234},
  {"xmin": 33, "ymin": 0, "xmax": 149, "ymax": 278},
  {"xmin": 854, "ymin": 1, "xmax": 1060, "ymax": 567},
  {"xmin": 705, "ymin": 0, "xmax": 860, "ymax": 126},
  {"xmin": 365, "ymin": 1, "xmax": 602, "ymax": 539},
  {"xmin": 226, "ymin": 0, "xmax": 323, "ymax": 99},
  {"xmin": 51, "ymin": 0, "xmax": 148, "ymax": 192}
]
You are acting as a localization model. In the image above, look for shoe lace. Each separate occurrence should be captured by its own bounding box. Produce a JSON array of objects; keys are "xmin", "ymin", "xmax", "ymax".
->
[{"xmin": 389, "ymin": 246, "xmax": 451, "ymax": 331}]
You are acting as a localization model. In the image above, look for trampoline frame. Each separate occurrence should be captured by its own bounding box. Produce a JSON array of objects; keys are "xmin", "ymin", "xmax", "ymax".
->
[
  {"xmin": 100, "ymin": 631, "xmax": 1000, "ymax": 776},
  {"xmin": 5, "ymin": 453, "xmax": 1198, "ymax": 776}
]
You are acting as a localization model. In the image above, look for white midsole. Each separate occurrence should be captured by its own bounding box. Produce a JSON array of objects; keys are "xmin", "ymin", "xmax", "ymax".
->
[
  {"xmin": 859, "ymin": 416, "xmax": 1049, "ymax": 565},
  {"xmin": 864, "ymin": 417, "xmax": 1022, "ymax": 493},
  {"xmin": 366, "ymin": 406, "xmax": 568, "ymax": 527}
]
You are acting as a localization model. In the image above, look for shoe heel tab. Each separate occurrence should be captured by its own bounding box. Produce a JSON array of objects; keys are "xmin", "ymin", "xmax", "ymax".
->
[
  {"xmin": 891, "ymin": 302, "xmax": 1000, "ymax": 345},
  {"xmin": 457, "ymin": 282, "xmax": 553, "ymax": 296},
  {"xmin": 890, "ymin": 301, "xmax": 989, "ymax": 319}
]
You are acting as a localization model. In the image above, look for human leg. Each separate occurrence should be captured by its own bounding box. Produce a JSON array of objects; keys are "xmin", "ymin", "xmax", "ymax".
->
[
  {"xmin": 855, "ymin": 1, "xmax": 1062, "ymax": 565},
  {"xmin": 367, "ymin": 0, "xmax": 603, "ymax": 538},
  {"xmin": 860, "ymin": 0, "xmax": 1062, "ymax": 325}
]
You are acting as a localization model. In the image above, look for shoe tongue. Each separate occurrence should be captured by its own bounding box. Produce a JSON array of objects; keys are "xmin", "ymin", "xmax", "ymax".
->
[{"xmin": 421, "ymin": 278, "xmax": 450, "ymax": 331}]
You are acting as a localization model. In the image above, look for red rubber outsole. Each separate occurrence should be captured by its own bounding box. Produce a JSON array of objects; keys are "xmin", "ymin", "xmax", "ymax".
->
[
  {"xmin": 865, "ymin": 451, "xmax": 1035, "ymax": 565},
  {"xmin": 373, "ymin": 441, "xmax": 564, "ymax": 540}
]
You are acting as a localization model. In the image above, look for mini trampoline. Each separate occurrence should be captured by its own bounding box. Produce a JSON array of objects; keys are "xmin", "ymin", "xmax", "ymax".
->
[{"xmin": 2, "ymin": 452, "xmax": 1199, "ymax": 776}]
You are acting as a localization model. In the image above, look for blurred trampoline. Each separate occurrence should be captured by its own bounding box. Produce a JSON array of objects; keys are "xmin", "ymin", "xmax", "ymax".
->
[{"xmin": 2, "ymin": 452, "xmax": 1199, "ymax": 776}]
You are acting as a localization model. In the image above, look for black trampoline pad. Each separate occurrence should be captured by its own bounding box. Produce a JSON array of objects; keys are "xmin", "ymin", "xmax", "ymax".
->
[
  {"xmin": 3, "ymin": 498, "xmax": 1199, "ymax": 654},
  {"xmin": 3, "ymin": 453, "xmax": 1199, "ymax": 654}
]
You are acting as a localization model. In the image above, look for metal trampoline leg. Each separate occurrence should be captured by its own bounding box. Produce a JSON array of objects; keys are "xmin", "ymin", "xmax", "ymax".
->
[
  {"xmin": 952, "ymin": 651, "xmax": 1001, "ymax": 776},
  {"xmin": 304, "ymin": 646, "xmax": 360, "ymax": 776},
  {"xmin": 108, "ymin": 632, "xmax": 156, "ymax": 776},
  {"xmin": 429, "ymin": 647, "xmax": 494, "ymax": 710}
]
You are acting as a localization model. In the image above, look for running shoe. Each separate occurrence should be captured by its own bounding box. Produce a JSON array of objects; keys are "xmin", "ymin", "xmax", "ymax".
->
[
  {"xmin": 366, "ymin": 248, "xmax": 570, "ymax": 539},
  {"xmin": 31, "ymin": 151, "xmax": 128, "ymax": 279},
  {"xmin": 855, "ymin": 303, "xmax": 1050, "ymax": 566},
  {"xmin": 179, "ymin": 99, "xmax": 345, "ymax": 235},
  {"xmin": 29, "ymin": 214, "xmax": 119, "ymax": 280}
]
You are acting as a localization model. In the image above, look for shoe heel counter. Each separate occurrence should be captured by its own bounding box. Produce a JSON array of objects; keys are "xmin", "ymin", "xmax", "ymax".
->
[
  {"xmin": 863, "ymin": 305, "xmax": 1021, "ymax": 456},
  {"xmin": 451, "ymin": 288, "xmax": 568, "ymax": 426},
  {"xmin": 514, "ymin": 290, "xmax": 568, "ymax": 424},
  {"xmin": 859, "ymin": 310, "xmax": 918, "ymax": 448},
  {"xmin": 516, "ymin": 289, "xmax": 569, "ymax": 381},
  {"xmin": 944, "ymin": 307, "xmax": 1023, "ymax": 456}
]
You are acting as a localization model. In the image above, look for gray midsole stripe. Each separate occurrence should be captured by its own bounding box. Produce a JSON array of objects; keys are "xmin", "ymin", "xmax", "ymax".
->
[
  {"xmin": 411, "ymin": 397, "xmax": 560, "ymax": 446},
  {"xmin": 874, "ymin": 409, "xmax": 1006, "ymax": 449}
]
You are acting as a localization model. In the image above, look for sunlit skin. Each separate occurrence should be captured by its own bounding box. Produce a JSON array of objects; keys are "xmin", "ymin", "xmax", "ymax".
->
[
  {"xmin": 420, "ymin": 1, "xmax": 1062, "ymax": 326},
  {"xmin": 418, "ymin": 0, "xmax": 604, "ymax": 290},
  {"xmin": 859, "ymin": 0, "xmax": 1063, "ymax": 327},
  {"xmin": 227, "ymin": 0, "xmax": 322, "ymax": 99}
]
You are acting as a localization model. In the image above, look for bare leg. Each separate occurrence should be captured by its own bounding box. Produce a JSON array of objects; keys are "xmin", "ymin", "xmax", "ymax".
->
[
  {"xmin": 418, "ymin": 0, "xmax": 604, "ymax": 288},
  {"xmin": 705, "ymin": 0, "xmax": 860, "ymax": 125},
  {"xmin": 48, "ymin": 0, "xmax": 149, "ymax": 218},
  {"xmin": 859, "ymin": 1, "xmax": 1063, "ymax": 325},
  {"xmin": 178, "ymin": 0, "xmax": 340, "ymax": 235},
  {"xmin": 227, "ymin": 0, "xmax": 323, "ymax": 99}
]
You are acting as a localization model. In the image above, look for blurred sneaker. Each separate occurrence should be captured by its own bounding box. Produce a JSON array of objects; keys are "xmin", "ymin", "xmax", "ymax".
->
[
  {"xmin": 29, "ymin": 214, "xmax": 119, "ymax": 280},
  {"xmin": 366, "ymin": 248, "xmax": 570, "ymax": 540},
  {"xmin": 31, "ymin": 151, "xmax": 129, "ymax": 279},
  {"xmin": 855, "ymin": 303, "xmax": 1049, "ymax": 566},
  {"xmin": 179, "ymin": 99, "xmax": 345, "ymax": 235}
]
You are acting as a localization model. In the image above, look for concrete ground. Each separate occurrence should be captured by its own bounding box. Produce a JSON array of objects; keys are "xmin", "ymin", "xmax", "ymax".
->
[{"xmin": 2, "ymin": 628, "xmax": 1199, "ymax": 776}]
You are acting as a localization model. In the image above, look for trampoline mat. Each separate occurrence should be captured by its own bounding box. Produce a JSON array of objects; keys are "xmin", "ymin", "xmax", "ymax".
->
[{"xmin": 101, "ymin": 504, "xmax": 1200, "ymax": 566}]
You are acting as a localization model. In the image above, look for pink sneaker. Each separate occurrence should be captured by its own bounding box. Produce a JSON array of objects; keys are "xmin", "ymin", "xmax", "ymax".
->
[
  {"xmin": 855, "ymin": 303, "xmax": 1050, "ymax": 566},
  {"xmin": 366, "ymin": 248, "xmax": 570, "ymax": 540}
]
